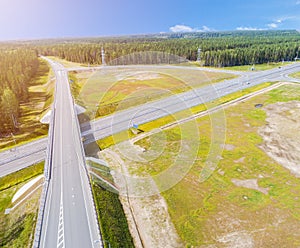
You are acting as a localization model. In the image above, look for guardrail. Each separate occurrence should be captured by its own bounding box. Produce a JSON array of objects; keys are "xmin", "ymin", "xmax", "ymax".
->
[
  {"xmin": 32, "ymin": 107, "xmax": 55, "ymax": 248},
  {"xmin": 32, "ymin": 67, "xmax": 57, "ymax": 248},
  {"xmin": 68, "ymin": 69, "xmax": 103, "ymax": 247},
  {"xmin": 32, "ymin": 63, "xmax": 102, "ymax": 247}
]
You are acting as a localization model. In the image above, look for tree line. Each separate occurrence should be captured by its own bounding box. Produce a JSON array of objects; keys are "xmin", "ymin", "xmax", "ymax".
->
[
  {"xmin": 0, "ymin": 47, "xmax": 39, "ymax": 135},
  {"xmin": 1, "ymin": 30, "xmax": 299, "ymax": 135},
  {"xmin": 37, "ymin": 30, "xmax": 300, "ymax": 67}
]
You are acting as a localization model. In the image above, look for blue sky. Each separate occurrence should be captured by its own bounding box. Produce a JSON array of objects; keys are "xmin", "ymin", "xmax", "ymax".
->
[{"xmin": 0, "ymin": 0, "xmax": 300, "ymax": 40}]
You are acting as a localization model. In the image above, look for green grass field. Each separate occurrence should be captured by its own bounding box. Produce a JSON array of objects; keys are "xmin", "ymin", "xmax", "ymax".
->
[
  {"xmin": 220, "ymin": 61, "xmax": 293, "ymax": 71},
  {"xmin": 0, "ymin": 162, "xmax": 44, "ymax": 247},
  {"xmin": 92, "ymin": 183, "xmax": 134, "ymax": 248},
  {"xmin": 290, "ymin": 71, "xmax": 300, "ymax": 79},
  {"xmin": 110, "ymin": 83, "xmax": 300, "ymax": 246},
  {"xmin": 96, "ymin": 82, "xmax": 273, "ymax": 150},
  {"xmin": 0, "ymin": 59, "xmax": 53, "ymax": 151},
  {"xmin": 70, "ymin": 67, "xmax": 236, "ymax": 118}
]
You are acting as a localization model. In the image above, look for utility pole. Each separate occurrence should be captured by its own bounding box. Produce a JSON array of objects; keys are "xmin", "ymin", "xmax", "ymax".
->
[
  {"xmin": 10, "ymin": 132, "xmax": 17, "ymax": 153},
  {"xmin": 11, "ymin": 114, "xmax": 18, "ymax": 129},
  {"xmin": 11, "ymin": 133, "xmax": 16, "ymax": 145},
  {"xmin": 101, "ymin": 47, "xmax": 106, "ymax": 65},
  {"xmin": 197, "ymin": 47, "xmax": 201, "ymax": 63}
]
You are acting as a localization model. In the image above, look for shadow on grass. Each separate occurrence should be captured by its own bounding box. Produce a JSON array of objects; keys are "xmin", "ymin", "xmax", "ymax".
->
[
  {"xmin": 0, "ymin": 59, "xmax": 51, "ymax": 145},
  {"xmin": 0, "ymin": 214, "xmax": 26, "ymax": 246},
  {"xmin": 78, "ymin": 113, "xmax": 100, "ymax": 157}
]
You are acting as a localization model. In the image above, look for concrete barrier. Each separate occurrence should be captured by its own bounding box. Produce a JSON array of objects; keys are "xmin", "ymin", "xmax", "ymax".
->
[{"xmin": 32, "ymin": 69, "xmax": 57, "ymax": 248}]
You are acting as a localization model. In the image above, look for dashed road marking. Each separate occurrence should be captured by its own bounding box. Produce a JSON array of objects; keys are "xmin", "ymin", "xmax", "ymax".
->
[{"xmin": 57, "ymin": 202, "xmax": 65, "ymax": 248}]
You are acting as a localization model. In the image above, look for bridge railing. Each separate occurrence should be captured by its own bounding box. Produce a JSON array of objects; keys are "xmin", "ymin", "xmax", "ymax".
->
[
  {"xmin": 68, "ymin": 70, "xmax": 103, "ymax": 247},
  {"xmin": 32, "ymin": 69, "xmax": 58, "ymax": 248},
  {"xmin": 32, "ymin": 107, "xmax": 55, "ymax": 248}
]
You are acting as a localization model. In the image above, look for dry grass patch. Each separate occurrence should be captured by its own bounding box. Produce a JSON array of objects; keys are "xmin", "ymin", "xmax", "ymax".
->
[{"xmin": 105, "ymin": 84, "xmax": 300, "ymax": 247}]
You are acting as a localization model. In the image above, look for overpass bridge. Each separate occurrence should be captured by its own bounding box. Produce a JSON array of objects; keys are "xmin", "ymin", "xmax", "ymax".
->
[{"xmin": 33, "ymin": 59, "xmax": 102, "ymax": 248}]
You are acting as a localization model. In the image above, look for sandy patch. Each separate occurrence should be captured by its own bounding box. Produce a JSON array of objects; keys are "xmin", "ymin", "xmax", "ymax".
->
[
  {"xmin": 115, "ymin": 71, "xmax": 162, "ymax": 81},
  {"xmin": 234, "ymin": 157, "xmax": 245, "ymax": 163},
  {"xmin": 231, "ymin": 178, "xmax": 269, "ymax": 195},
  {"xmin": 127, "ymin": 72, "xmax": 162, "ymax": 81},
  {"xmin": 259, "ymin": 101, "xmax": 300, "ymax": 177},
  {"xmin": 222, "ymin": 144, "xmax": 236, "ymax": 151},
  {"xmin": 217, "ymin": 231, "xmax": 254, "ymax": 248},
  {"xmin": 99, "ymin": 148, "xmax": 182, "ymax": 248}
]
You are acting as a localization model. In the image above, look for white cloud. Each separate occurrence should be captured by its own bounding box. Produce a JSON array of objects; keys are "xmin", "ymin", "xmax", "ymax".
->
[
  {"xmin": 202, "ymin": 25, "xmax": 212, "ymax": 32},
  {"xmin": 169, "ymin": 24, "xmax": 214, "ymax": 33},
  {"xmin": 274, "ymin": 16, "xmax": 293, "ymax": 24},
  {"xmin": 169, "ymin": 25, "xmax": 195, "ymax": 33},
  {"xmin": 267, "ymin": 23, "xmax": 278, "ymax": 28},
  {"xmin": 237, "ymin": 15, "xmax": 299, "ymax": 32},
  {"xmin": 236, "ymin": 27, "xmax": 264, "ymax": 31}
]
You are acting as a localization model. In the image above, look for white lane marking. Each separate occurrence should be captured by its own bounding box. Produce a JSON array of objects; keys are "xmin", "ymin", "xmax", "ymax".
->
[
  {"xmin": 57, "ymin": 79, "xmax": 65, "ymax": 248},
  {"xmin": 57, "ymin": 202, "xmax": 65, "ymax": 248},
  {"xmin": 41, "ymin": 67, "xmax": 59, "ymax": 247},
  {"xmin": 73, "ymin": 129, "xmax": 98, "ymax": 247},
  {"xmin": 69, "ymin": 81, "xmax": 98, "ymax": 247},
  {"xmin": 78, "ymin": 163, "xmax": 97, "ymax": 248}
]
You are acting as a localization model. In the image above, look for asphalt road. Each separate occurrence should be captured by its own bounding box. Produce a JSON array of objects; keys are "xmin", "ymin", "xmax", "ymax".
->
[
  {"xmin": 82, "ymin": 62, "xmax": 300, "ymax": 142},
  {"xmin": 67, "ymin": 64, "xmax": 245, "ymax": 75},
  {"xmin": 1, "ymin": 62, "xmax": 300, "ymax": 176},
  {"xmin": 39, "ymin": 60, "xmax": 101, "ymax": 248},
  {"xmin": 0, "ymin": 138, "xmax": 47, "ymax": 177},
  {"xmin": 0, "ymin": 150, "xmax": 45, "ymax": 177}
]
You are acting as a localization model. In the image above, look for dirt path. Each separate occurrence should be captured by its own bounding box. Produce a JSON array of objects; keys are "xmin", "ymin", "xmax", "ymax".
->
[
  {"xmin": 100, "ymin": 148, "xmax": 182, "ymax": 248},
  {"xmin": 97, "ymin": 82, "xmax": 296, "ymax": 247},
  {"xmin": 259, "ymin": 100, "xmax": 300, "ymax": 177},
  {"xmin": 131, "ymin": 82, "xmax": 290, "ymax": 144}
]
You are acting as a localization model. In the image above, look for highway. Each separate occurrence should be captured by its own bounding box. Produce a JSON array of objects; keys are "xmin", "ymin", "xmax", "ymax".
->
[
  {"xmin": 81, "ymin": 62, "xmax": 300, "ymax": 142},
  {"xmin": 0, "ymin": 150, "xmax": 45, "ymax": 177},
  {"xmin": 38, "ymin": 60, "xmax": 101, "ymax": 248},
  {"xmin": 1, "ymin": 62, "xmax": 300, "ymax": 176},
  {"xmin": 66, "ymin": 64, "xmax": 246, "ymax": 75},
  {"xmin": 0, "ymin": 138, "xmax": 47, "ymax": 177}
]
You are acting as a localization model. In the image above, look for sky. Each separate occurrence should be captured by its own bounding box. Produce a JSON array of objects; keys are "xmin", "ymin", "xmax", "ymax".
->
[{"xmin": 0, "ymin": 0, "xmax": 300, "ymax": 40}]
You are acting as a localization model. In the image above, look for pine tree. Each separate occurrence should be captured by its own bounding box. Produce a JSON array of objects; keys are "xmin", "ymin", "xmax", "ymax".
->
[{"xmin": 0, "ymin": 87, "xmax": 19, "ymax": 133}]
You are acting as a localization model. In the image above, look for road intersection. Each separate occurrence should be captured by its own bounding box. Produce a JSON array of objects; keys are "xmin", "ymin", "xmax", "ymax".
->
[
  {"xmin": 1, "ymin": 62, "xmax": 300, "ymax": 178},
  {"xmin": 37, "ymin": 60, "xmax": 101, "ymax": 248}
]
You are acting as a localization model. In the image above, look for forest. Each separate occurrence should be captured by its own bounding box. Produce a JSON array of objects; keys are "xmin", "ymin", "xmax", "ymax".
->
[
  {"xmin": 37, "ymin": 30, "xmax": 300, "ymax": 67},
  {"xmin": 1, "ymin": 30, "xmax": 300, "ymax": 136},
  {"xmin": 0, "ymin": 47, "xmax": 40, "ymax": 135}
]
